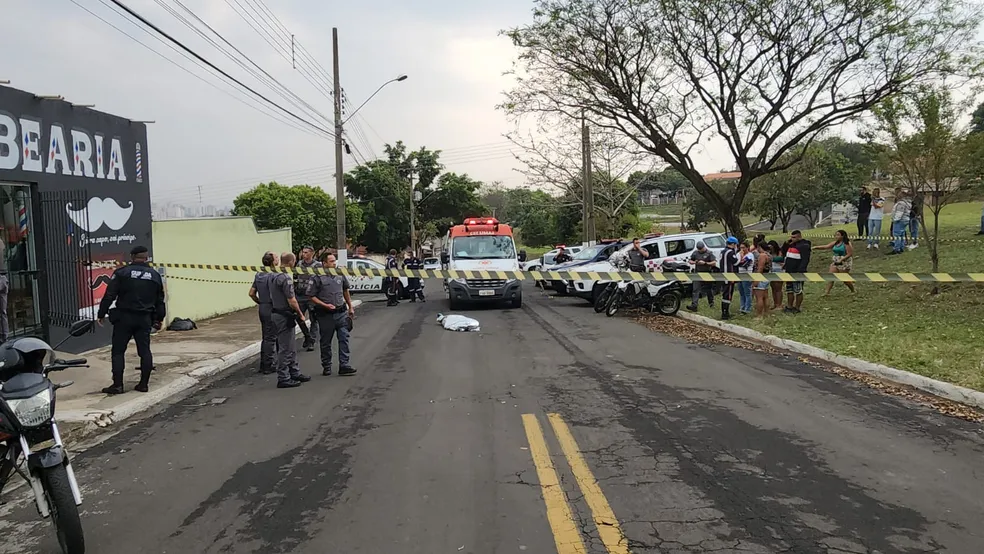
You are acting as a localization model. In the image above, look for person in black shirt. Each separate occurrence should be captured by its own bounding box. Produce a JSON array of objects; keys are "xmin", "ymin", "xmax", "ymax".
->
[
  {"xmin": 97, "ymin": 246, "xmax": 165, "ymax": 395},
  {"xmin": 554, "ymin": 247, "xmax": 573, "ymax": 265},
  {"xmin": 857, "ymin": 186, "xmax": 872, "ymax": 239},
  {"xmin": 402, "ymin": 251, "xmax": 425, "ymax": 302},
  {"xmin": 384, "ymin": 249, "xmax": 400, "ymax": 306},
  {"xmin": 781, "ymin": 230, "xmax": 812, "ymax": 313},
  {"xmin": 719, "ymin": 237, "xmax": 740, "ymax": 320}
]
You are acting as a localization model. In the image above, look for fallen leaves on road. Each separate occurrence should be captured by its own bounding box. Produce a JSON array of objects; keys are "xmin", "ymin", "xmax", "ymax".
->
[{"xmin": 636, "ymin": 312, "xmax": 984, "ymax": 424}]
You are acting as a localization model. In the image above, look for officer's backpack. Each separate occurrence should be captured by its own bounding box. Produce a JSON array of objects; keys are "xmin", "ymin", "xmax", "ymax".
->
[{"xmin": 167, "ymin": 318, "xmax": 198, "ymax": 332}]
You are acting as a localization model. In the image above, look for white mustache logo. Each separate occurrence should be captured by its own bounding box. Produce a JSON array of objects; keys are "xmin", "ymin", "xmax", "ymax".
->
[{"xmin": 66, "ymin": 197, "xmax": 135, "ymax": 233}]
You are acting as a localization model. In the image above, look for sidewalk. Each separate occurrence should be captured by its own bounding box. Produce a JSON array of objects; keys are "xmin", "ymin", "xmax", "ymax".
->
[{"xmin": 52, "ymin": 301, "xmax": 358, "ymax": 438}]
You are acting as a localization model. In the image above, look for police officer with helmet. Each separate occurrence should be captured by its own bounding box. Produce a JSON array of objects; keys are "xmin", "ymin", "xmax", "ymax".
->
[
  {"xmin": 307, "ymin": 253, "xmax": 357, "ymax": 376},
  {"xmin": 97, "ymin": 245, "xmax": 165, "ymax": 395},
  {"xmin": 248, "ymin": 251, "xmax": 279, "ymax": 374},
  {"xmin": 268, "ymin": 252, "xmax": 312, "ymax": 388}
]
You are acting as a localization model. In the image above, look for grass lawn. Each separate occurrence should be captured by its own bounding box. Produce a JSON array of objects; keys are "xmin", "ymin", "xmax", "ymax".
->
[
  {"xmin": 640, "ymin": 203, "xmax": 685, "ymax": 216},
  {"xmin": 688, "ymin": 201, "xmax": 984, "ymax": 391}
]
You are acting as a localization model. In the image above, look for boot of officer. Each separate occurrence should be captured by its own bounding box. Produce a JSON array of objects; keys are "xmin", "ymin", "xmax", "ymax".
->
[
  {"xmin": 249, "ymin": 251, "xmax": 279, "ymax": 374},
  {"xmin": 96, "ymin": 245, "xmax": 165, "ymax": 394},
  {"xmin": 267, "ymin": 252, "xmax": 312, "ymax": 388},
  {"xmin": 308, "ymin": 253, "xmax": 357, "ymax": 376}
]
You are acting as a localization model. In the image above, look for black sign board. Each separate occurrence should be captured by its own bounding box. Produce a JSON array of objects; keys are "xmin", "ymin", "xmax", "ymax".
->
[{"xmin": 0, "ymin": 84, "xmax": 152, "ymax": 349}]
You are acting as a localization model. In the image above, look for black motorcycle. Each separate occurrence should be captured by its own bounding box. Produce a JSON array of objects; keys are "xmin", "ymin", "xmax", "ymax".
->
[
  {"xmin": 603, "ymin": 278, "xmax": 684, "ymax": 317},
  {"xmin": 0, "ymin": 319, "xmax": 95, "ymax": 554}
]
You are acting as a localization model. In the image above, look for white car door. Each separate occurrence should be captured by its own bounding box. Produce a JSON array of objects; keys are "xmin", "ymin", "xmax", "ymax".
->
[{"xmin": 360, "ymin": 260, "xmax": 385, "ymax": 292}]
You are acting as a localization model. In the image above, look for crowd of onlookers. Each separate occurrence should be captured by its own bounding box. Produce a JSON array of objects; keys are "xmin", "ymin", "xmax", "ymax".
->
[{"xmin": 682, "ymin": 185, "xmax": 943, "ymax": 321}]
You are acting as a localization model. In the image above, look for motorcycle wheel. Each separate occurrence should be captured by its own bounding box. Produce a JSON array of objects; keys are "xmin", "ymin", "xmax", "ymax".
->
[
  {"xmin": 594, "ymin": 286, "xmax": 613, "ymax": 313},
  {"xmin": 42, "ymin": 465, "xmax": 85, "ymax": 554},
  {"xmin": 656, "ymin": 292, "xmax": 681, "ymax": 316},
  {"xmin": 605, "ymin": 290, "xmax": 622, "ymax": 317}
]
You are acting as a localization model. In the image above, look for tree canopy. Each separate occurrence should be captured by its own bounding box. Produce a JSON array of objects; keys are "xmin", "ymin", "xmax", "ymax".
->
[
  {"xmin": 231, "ymin": 182, "xmax": 365, "ymax": 253},
  {"xmin": 344, "ymin": 141, "xmax": 489, "ymax": 252},
  {"xmin": 501, "ymin": 0, "xmax": 983, "ymax": 238}
]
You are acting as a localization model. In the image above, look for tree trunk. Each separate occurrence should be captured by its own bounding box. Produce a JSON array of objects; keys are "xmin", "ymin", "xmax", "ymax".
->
[
  {"xmin": 724, "ymin": 211, "xmax": 746, "ymax": 241},
  {"xmin": 769, "ymin": 218, "xmax": 777, "ymax": 230}
]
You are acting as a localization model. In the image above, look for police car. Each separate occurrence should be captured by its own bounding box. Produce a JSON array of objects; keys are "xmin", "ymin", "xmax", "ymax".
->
[
  {"xmin": 521, "ymin": 245, "xmax": 583, "ymax": 272},
  {"xmin": 542, "ymin": 239, "xmax": 630, "ymax": 294},
  {"xmin": 567, "ymin": 232, "xmax": 727, "ymax": 303},
  {"xmin": 345, "ymin": 256, "xmax": 410, "ymax": 296}
]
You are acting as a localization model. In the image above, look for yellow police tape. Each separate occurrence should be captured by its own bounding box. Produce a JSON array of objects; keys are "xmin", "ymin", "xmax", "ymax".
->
[
  {"xmin": 799, "ymin": 233, "xmax": 983, "ymax": 242},
  {"xmin": 100, "ymin": 261, "xmax": 984, "ymax": 283}
]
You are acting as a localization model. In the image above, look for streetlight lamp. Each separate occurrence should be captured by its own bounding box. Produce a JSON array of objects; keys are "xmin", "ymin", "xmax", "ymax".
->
[{"xmin": 333, "ymin": 65, "xmax": 408, "ymax": 264}]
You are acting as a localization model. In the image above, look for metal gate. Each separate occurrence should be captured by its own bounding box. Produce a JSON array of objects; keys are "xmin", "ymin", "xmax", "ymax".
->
[{"xmin": 39, "ymin": 190, "xmax": 94, "ymax": 330}]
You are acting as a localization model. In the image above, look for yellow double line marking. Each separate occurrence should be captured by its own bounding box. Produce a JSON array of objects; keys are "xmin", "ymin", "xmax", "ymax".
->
[{"xmin": 522, "ymin": 413, "xmax": 630, "ymax": 554}]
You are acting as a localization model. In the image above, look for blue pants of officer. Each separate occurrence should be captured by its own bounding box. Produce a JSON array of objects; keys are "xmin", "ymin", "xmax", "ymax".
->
[
  {"xmin": 316, "ymin": 310, "xmax": 351, "ymax": 371},
  {"xmin": 298, "ymin": 297, "xmax": 320, "ymax": 345},
  {"xmin": 258, "ymin": 305, "xmax": 277, "ymax": 373},
  {"xmin": 271, "ymin": 312, "xmax": 301, "ymax": 383}
]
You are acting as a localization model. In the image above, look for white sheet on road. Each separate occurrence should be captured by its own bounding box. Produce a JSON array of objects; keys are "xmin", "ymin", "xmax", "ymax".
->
[{"xmin": 436, "ymin": 313, "xmax": 480, "ymax": 332}]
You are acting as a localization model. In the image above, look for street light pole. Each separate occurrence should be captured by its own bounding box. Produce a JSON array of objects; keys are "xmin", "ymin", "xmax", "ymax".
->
[
  {"xmin": 332, "ymin": 28, "xmax": 347, "ymax": 264},
  {"xmin": 330, "ymin": 28, "xmax": 406, "ymax": 263}
]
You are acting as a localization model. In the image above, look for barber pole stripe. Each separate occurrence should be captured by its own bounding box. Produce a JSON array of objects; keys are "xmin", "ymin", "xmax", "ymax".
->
[
  {"xmin": 18, "ymin": 204, "xmax": 28, "ymax": 238},
  {"xmin": 135, "ymin": 143, "xmax": 143, "ymax": 183}
]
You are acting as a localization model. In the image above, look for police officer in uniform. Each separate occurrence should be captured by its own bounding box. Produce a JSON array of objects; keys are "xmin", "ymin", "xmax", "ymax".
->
[
  {"xmin": 403, "ymin": 250, "xmax": 425, "ymax": 302},
  {"xmin": 268, "ymin": 252, "xmax": 312, "ymax": 388},
  {"xmin": 384, "ymin": 249, "xmax": 400, "ymax": 306},
  {"xmin": 296, "ymin": 246, "xmax": 322, "ymax": 351},
  {"xmin": 97, "ymin": 246, "xmax": 165, "ymax": 395},
  {"xmin": 308, "ymin": 253, "xmax": 357, "ymax": 376},
  {"xmin": 248, "ymin": 251, "xmax": 278, "ymax": 374}
]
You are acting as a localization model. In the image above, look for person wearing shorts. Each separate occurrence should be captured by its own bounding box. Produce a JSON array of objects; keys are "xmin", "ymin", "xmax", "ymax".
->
[
  {"xmin": 752, "ymin": 238, "xmax": 771, "ymax": 317},
  {"xmin": 781, "ymin": 230, "xmax": 811, "ymax": 313}
]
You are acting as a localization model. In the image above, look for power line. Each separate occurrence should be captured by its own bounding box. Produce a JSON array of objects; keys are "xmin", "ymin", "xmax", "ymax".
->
[
  {"xmin": 223, "ymin": 0, "xmax": 334, "ymax": 99},
  {"xmin": 71, "ymin": 0, "xmax": 330, "ymax": 140},
  {"xmin": 159, "ymin": 0, "xmax": 332, "ymax": 126},
  {"xmin": 103, "ymin": 0, "xmax": 333, "ymax": 138}
]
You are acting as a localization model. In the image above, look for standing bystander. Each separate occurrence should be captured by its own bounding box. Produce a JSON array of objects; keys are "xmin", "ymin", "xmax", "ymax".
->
[
  {"xmin": 907, "ymin": 191, "xmax": 923, "ymax": 249},
  {"xmin": 685, "ymin": 241, "xmax": 718, "ymax": 312},
  {"xmin": 815, "ymin": 230, "xmax": 856, "ymax": 295},
  {"xmin": 889, "ymin": 190, "xmax": 912, "ymax": 255},
  {"xmin": 782, "ymin": 231, "xmax": 812, "ymax": 313},
  {"xmin": 867, "ymin": 189, "xmax": 885, "ymax": 249},
  {"xmin": 308, "ymin": 254, "xmax": 357, "ymax": 376},
  {"xmin": 856, "ymin": 186, "xmax": 872, "ymax": 240},
  {"xmin": 719, "ymin": 237, "xmax": 739, "ymax": 320}
]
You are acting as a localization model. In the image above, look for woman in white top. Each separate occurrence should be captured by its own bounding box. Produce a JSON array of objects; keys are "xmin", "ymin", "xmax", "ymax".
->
[{"xmin": 867, "ymin": 187, "xmax": 885, "ymax": 248}]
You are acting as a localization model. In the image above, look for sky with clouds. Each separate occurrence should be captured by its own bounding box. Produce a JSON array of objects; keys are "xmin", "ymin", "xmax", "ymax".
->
[
  {"xmin": 8, "ymin": 0, "xmax": 908, "ymax": 210},
  {"xmin": 5, "ymin": 0, "xmax": 549, "ymax": 208}
]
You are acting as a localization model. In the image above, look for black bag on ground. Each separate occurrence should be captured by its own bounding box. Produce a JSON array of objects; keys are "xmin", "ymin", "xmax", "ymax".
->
[{"xmin": 167, "ymin": 318, "xmax": 198, "ymax": 331}]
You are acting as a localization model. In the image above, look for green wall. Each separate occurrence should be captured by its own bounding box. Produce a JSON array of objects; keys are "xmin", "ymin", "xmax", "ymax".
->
[{"xmin": 152, "ymin": 217, "xmax": 291, "ymax": 324}]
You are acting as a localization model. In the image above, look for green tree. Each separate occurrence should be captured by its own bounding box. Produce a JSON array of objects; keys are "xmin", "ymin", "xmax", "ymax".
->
[
  {"xmin": 502, "ymin": 0, "xmax": 981, "ymax": 239},
  {"xmin": 417, "ymin": 172, "xmax": 489, "ymax": 240},
  {"xmin": 231, "ymin": 182, "xmax": 365, "ymax": 253},
  {"xmin": 865, "ymin": 86, "xmax": 984, "ymax": 274},
  {"xmin": 346, "ymin": 141, "xmax": 487, "ymax": 252},
  {"xmin": 971, "ymin": 102, "xmax": 984, "ymax": 134}
]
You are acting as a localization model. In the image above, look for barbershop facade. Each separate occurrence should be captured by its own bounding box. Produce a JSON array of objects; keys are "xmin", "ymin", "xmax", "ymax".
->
[{"xmin": 0, "ymin": 85, "xmax": 153, "ymax": 351}]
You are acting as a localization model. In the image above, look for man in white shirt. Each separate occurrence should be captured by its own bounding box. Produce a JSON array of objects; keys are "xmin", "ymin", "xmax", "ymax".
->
[{"xmin": 867, "ymin": 188, "xmax": 885, "ymax": 249}]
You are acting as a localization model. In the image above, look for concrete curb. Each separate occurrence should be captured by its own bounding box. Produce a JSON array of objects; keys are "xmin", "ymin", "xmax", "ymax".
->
[
  {"xmin": 675, "ymin": 311, "xmax": 984, "ymax": 410},
  {"xmin": 58, "ymin": 300, "xmax": 363, "ymax": 434}
]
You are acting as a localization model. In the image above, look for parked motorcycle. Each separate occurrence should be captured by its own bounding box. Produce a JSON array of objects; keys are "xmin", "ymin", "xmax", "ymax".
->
[
  {"xmin": 0, "ymin": 319, "xmax": 95, "ymax": 554},
  {"xmin": 604, "ymin": 278, "xmax": 683, "ymax": 317}
]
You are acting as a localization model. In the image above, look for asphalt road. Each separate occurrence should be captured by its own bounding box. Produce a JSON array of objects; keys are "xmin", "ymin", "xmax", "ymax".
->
[{"xmin": 2, "ymin": 282, "xmax": 983, "ymax": 553}]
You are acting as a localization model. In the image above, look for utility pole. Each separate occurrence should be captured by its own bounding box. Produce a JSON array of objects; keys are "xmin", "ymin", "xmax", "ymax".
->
[
  {"xmin": 408, "ymin": 171, "xmax": 416, "ymax": 256},
  {"xmin": 581, "ymin": 110, "xmax": 595, "ymax": 245},
  {"xmin": 332, "ymin": 28, "xmax": 347, "ymax": 264}
]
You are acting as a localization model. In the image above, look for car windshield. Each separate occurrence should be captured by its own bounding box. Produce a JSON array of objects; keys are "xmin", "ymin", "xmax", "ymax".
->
[
  {"xmin": 452, "ymin": 236, "xmax": 516, "ymax": 259},
  {"xmin": 423, "ymin": 258, "xmax": 439, "ymax": 264},
  {"xmin": 573, "ymin": 245, "xmax": 607, "ymax": 261}
]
